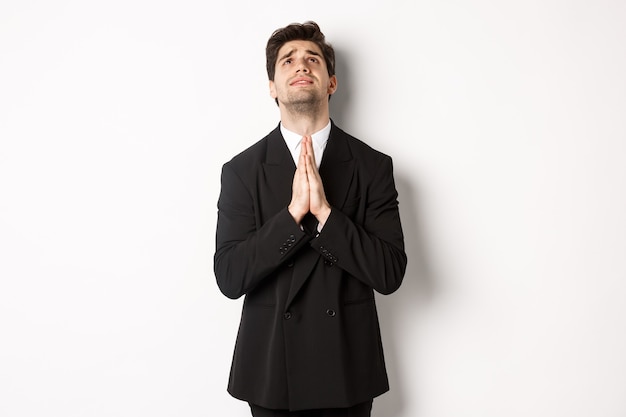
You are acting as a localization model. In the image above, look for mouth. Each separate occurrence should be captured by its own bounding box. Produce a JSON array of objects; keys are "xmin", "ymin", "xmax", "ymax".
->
[{"xmin": 290, "ymin": 77, "xmax": 314, "ymax": 86}]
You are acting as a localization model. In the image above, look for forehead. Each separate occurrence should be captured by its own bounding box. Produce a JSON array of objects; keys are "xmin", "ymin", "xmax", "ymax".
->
[{"xmin": 277, "ymin": 40, "xmax": 324, "ymax": 58}]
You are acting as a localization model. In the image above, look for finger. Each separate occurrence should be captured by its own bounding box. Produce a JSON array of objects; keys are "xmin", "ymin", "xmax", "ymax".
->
[
  {"xmin": 298, "ymin": 136, "xmax": 307, "ymax": 158},
  {"xmin": 304, "ymin": 135, "xmax": 314, "ymax": 158},
  {"xmin": 300, "ymin": 136, "xmax": 310, "ymax": 158},
  {"xmin": 297, "ymin": 146, "xmax": 306, "ymax": 170},
  {"xmin": 295, "ymin": 143, "xmax": 308, "ymax": 179},
  {"xmin": 304, "ymin": 138, "xmax": 321, "ymax": 176},
  {"xmin": 305, "ymin": 153, "xmax": 321, "ymax": 185},
  {"xmin": 289, "ymin": 151, "xmax": 310, "ymax": 223}
]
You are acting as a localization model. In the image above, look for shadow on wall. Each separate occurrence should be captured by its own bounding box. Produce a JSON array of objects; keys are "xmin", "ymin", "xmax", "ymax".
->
[
  {"xmin": 329, "ymin": 46, "xmax": 352, "ymax": 127},
  {"xmin": 375, "ymin": 175, "xmax": 436, "ymax": 417}
]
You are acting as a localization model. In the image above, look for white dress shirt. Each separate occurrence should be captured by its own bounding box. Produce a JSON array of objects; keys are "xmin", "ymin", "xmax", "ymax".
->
[{"xmin": 280, "ymin": 120, "xmax": 331, "ymax": 169}]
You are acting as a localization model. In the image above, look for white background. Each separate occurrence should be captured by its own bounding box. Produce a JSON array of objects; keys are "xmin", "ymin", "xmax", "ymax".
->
[{"xmin": 1, "ymin": 1, "xmax": 625, "ymax": 416}]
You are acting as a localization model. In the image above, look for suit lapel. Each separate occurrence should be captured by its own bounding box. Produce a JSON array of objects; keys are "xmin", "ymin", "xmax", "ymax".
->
[
  {"xmin": 320, "ymin": 123, "xmax": 355, "ymax": 209},
  {"xmin": 261, "ymin": 127, "xmax": 295, "ymax": 216},
  {"xmin": 285, "ymin": 123, "xmax": 355, "ymax": 308}
]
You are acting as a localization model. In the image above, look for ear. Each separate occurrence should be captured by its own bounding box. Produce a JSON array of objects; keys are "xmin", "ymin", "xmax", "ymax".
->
[
  {"xmin": 269, "ymin": 80, "xmax": 277, "ymax": 99},
  {"xmin": 327, "ymin": 75, "xmax": 338, "ymax": 95}
]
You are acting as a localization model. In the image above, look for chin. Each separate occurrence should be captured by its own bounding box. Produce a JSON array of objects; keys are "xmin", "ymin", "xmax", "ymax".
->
[{"xmin": 287, "ymin": 92, "xmax": 322, "ymax": 105}]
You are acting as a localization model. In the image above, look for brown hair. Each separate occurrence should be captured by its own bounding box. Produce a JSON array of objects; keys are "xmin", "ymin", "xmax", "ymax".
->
[{"xmin": 266, "ymin": 21, "xmax": 335, "ymax": 81}]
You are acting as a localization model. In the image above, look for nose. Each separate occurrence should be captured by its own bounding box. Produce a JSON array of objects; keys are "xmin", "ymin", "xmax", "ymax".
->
[{"xmin": 296, "ymin": 59, "xmax": 309, "ymax": 73}]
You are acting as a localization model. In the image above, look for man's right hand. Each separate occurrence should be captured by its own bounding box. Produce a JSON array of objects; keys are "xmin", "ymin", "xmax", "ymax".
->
[{"xmin": 288, "ymin": 137, "xmax": 311, "ymax": 224}]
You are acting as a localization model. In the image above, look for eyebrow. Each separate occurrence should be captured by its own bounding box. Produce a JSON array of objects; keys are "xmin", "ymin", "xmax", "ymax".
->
[{"xmin": 278, "ymin": 49, "xmax": 323, "ymax": 62}]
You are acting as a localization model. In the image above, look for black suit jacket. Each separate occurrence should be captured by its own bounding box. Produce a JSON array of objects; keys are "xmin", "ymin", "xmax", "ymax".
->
[{"xmin": 214, "ymin": 121, "xmax": 407, "ymax": 411}]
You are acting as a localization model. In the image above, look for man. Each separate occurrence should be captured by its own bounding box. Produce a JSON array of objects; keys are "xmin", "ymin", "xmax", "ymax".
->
[{"xmin": 214, "ymin": 21, "xmax": 407, "ymax": 417}]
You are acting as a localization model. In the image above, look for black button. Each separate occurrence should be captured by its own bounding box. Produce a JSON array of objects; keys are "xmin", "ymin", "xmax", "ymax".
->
[
  {"xmin": 284, "ymin": 312, "xmax": 292, "ymax": 320},
  {"xmin": 326, "ymin": 309, "xmax": 336, "ymax": 317},
  {"xmin": 287, "ymin": 261, "xmax": 294, "ymax": 267}
]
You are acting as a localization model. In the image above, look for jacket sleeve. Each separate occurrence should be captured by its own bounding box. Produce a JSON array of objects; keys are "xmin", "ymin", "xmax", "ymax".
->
[
  {"xmin": 214, "ymin": 162, "xmax": 312, "ymax": 299},
  {"xmin": 312, "ymin": 155, "xmax": 407, "ymax": 295}
]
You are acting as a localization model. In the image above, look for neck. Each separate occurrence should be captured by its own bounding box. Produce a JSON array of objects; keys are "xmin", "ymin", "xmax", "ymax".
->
[{"xmin": 279, "ymin": 104, "xmax": 330, "ymax": 136}]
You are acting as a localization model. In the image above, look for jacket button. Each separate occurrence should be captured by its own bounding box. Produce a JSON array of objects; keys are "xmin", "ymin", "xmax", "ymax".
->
[
  {"xmin": 326, "ymin": 309, "xmax": 336, "ymax": 317},
  {"xmin": 287, "ymin": 261, "xmax": 294, "ymax": 267},
  {"xmin": 283, "ymin": 312, "xmax": 292, "ymax": 320}
]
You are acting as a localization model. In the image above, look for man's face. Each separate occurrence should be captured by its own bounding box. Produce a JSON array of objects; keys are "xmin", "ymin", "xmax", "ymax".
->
[{"xmin": 269, "ymin": 40, "xmax": 337, "ymax": 110}]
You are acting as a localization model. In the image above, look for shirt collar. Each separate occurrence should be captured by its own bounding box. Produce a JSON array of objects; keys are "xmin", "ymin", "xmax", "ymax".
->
[{"xmin": 280, "ymin": 120, "xmax": 332, "ymax": 153}]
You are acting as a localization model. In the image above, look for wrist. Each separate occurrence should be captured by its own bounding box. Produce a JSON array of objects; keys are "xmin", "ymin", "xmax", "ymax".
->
[
  {"xmin": 314, "ymin": 205, "xmax": 332, "ymax": 227},
  {"xmin": 288, "ymin": 205, "xmax": 307, "ymax": 224}
]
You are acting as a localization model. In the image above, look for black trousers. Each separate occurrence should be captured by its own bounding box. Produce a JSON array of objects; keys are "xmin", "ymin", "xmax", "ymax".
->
[{"xmin": 249, "ymin": 400, "xmax": 373, "ymax": 417}]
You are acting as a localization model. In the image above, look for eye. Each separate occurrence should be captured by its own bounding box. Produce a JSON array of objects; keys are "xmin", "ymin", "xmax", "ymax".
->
[
  {"xmin": 308, "ymin": 57, "xmax": 318, "ymax": 63},
  {"xmin": 284, "ymin": 59, "xmax": 292, "ymax": 65}
]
